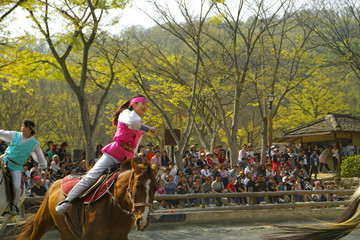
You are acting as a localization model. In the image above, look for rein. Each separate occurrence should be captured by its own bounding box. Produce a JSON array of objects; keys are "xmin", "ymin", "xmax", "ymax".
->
[
  {"xmin": 126, "ymin": 171, "xmax": 153, "ymax": 212},
  {"xmin": 107, "ymin": 170, "xmax": 152, "ymax": 218}
]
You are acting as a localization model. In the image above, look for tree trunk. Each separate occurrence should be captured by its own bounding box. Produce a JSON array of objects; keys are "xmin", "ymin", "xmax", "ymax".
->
[
  {"xmin": 175, "ymin": 146, "xmax": 184, "ymax": 170},
  {"xmin": 78, "ymin": 96, "xmax": 94, "ymax": 167},
  {"xmin": 261, "ymin": 116, "xmax": 268, "ymax": 165},
  {"xmin": 267, "ymin": 111, "xmax": 273, "ymax": 148},
  {"xmin": 228, "ymin": 141, "xmax": 238, "ymax": 167}
]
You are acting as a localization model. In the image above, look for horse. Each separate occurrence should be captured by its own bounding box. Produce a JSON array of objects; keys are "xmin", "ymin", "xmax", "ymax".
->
[
  {"xmin": 0, "ymin": 155, "xmax": 26, "ymax": 234},
  {"xmin": 16, "ymin": 158, "xmax": 158, "ymax": 240},
  {"xmin": 268, "ymin": 185, "xmax": 360, "ymax": 240}
]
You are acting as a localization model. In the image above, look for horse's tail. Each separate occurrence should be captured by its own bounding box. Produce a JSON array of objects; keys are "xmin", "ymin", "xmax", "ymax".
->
[
  {"xmin": 16, "ymin": 214, "xmax": 36, "ymax": 240},
  {"xmin": 268, "ymin": 186, "xmax": 360, "ymax": 240},
  {"xmin": 16, "ymin": 188, "xmax": 54, "ymax": 240}
]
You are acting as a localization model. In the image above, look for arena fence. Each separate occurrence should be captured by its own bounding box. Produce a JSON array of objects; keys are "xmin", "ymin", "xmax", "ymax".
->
[{"xmin": 20, "ymin": 188, "xmax": 355, "ymax": 217}]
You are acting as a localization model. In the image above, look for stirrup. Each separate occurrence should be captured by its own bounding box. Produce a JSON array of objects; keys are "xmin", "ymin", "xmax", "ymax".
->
[{"xmin": 57, "ymin": 200, "xmax": 71, "ymax": 206}]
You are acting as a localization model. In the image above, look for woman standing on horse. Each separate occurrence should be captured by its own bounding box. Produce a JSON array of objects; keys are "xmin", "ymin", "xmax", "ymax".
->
[
  {"xmin": 56, "ymin": 95, "xmax": 156, "ymax": 214},
  {"xmin": 0, "ymin": 120, "xmax": 47, "ymax": 215}
]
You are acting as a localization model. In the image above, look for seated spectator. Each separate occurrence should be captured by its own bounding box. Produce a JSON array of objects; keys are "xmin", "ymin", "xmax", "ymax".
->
[
  {"xmin": 235, "ymin": 176, "xmax": 247, "ymax": 205},
  {"xmin": 95, "ymin": 144, "xmax": 103, "ymax": 159},
  {"xmin": 211, "ymin": 173, "xmax": 224, "ymax": 206},
  {"xmin": 294, "ymin": 177, "xmax": 303, "ymax": 202},
  {"xmin": 201, "ymin": 164, "xmax": 212, "ymax": 181},
  {"xmin": 165, "ymin": 175, "xmax": 178, "ymax": 208},
  {"xmin": 31, "ymin": 176, "xmax": 47, "ymax": 197},
  {"xmin": 255, "ymin": 174, "xmax": 268, "ymax": 204},
  {"xmin": 229, "ymin": 165, "xmax": 240, "ymax": 179},
  {"xmin": 0, "ymin": 139, "xmax": 8, "ymax": 154},
  {"xmin": 182, "ymin": 153, "xmax": 191, "ymax": 168},
  {"xmin": 218, "ymin": 163, "xmax": 230, "ymax": 187},
  {"xmin": 177, "ymin": 175, "xmax": 190, "ymax": 207},
  {"xmin": 187, "ymin": 176, "xmax": 196, "ymax": 207},
  {"xmin": 184, "ymin": 163, "xmax": 194, "ymax": 177},
  {"xmin": 58, "ymin": 141, "xmax": 68, "ymax": 162},
  {"xmin": 291, "ymin": 167, "xmax": 300, "ymax": 178},
  {"xmin": 75, "ymin": 160, "xmax": 87, "ymax": 174},
  {"xmin": 253, "ymin": 157, "xmax": 260, "ymax": 168},
  {"xmin": 161, "ymin": 151, "xmax": 170, "ymax": 167},
  {"xmin": 50, "ymin": 155, "xmax": 61, "ymax": 172},
  {"xmin": 312, "ymin": 181, "xmax": 326, "ymax": 202},
  {"xmin": 30, "ymin": 162, "xmax": 42, "ymax": 179},
  {"xmin": 169, "ymin": 162, "xmax": 178, "ymax": 177},
  {"xmin": 244, "ymin": 172, "xmax": 252, "ymax": 185},
  {"xmin": 276, "ymin": 181, "xmax": 285, "ymax": 203},
  {"xmin": 210, "ymin": 163, "xmax": 219, "ymax": 179},
  {"xmin": 156, "ymin": 180, "xmax": 166, "ymax": 209},
  {"xmin": 267, "ymin": 177, "xmax": 278, "ymax": 203},
  {"xmin": 205, "ymin": 152, "xmax": 213, "ymax": 166},
  {"xmin": 202, "ymin": 176, "xmax": 215, "ymax": 207},
  {"xmin": 23, "ymin": 163, "xmax": 30, "ymax": 190},
  {"xmin": 218, "ymin": 151, "xmax": 227, "ymax": 165},
  {"xmin": 211, "ymin": 152, "xmax": 220, "ymax": 166},
  {"xmin": 150, "ymin": 151, "xmax": 162, "ymax": 167},
  {"xmin": 194, "ymin": 166, "xmax": 202, "ymax": 179},
  {"xmin": 301, "ymin": 167, "xmax": 310, "ymax": 181},
  {"xmin": 88, "ymin": 159, "xmax": 96, "ymax": 171},
  {"xmin": 265, "ymin": 164, "xmax": 273, "ymax": 180},
  {"xmin": 227, "ymin": 177, "xmax": 237, "ymax": 206},
  {"xmin": 328, "ymin": 182, "xmax": 344, "ymax": 201},
  {"xmin": 174, "ymin": 169, "xmax": 183, "ymax": 185},
  {"xmin": 28, "ymin": 171, "xmax": 38, "ymax": 190},
  {"xmin": 161, "ymin": 168, "xmax": 172, "ymax": 185},
  {"xmin": 193, "ymin": 176, "xmax": 202, "ymax": 206},
  {"xmin": 56, "ymin": 162, "xmax": 69, "ymax": 180},
  {"xmin": 244, "ymin": 162, "xmax": 255, "ymax": 176},
  {"xmin": 197, "ymin": 153, "xmax": 207, "ymax": 169},
  {"xmin": 255, "ymin": 165, "xmax": 266, "ymax": 177},
  {"xmin": 273, "ymin": 170, "xmax": 282, "ymax": 183}
]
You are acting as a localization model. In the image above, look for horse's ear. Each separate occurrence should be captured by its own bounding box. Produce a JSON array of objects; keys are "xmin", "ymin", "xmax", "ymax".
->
[
  {"xmin": 131, "ymin": 158, "xmax": 139, "ymax": 172},
  {"xmin": 150, "ymin": 163, "xmax": 158, "ymax": 176}
]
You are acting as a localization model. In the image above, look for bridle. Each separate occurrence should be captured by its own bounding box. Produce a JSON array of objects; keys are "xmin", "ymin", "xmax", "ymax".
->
[{"xmin": 126, "ymin": 170, "xmax": 153, "ymax": 214}]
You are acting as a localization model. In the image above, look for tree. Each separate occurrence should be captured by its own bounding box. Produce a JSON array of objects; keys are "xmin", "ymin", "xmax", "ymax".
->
[
  {"xmin": 0, "ymin": 0, "xmax": 27, "ymax": 22},
  {"xmin": 309, "ymin": 0, "xmax": 360, "ymax": 82},
  {"xmin": 248, "ymin": 1, "xmax": 320, "ymax": 164},
  {"xmin": 274, "ymin": 67, "xmax": 351, "ymax": 134},
  {"xmin": 13, "ymin": 0, "xmax": 130, "ymax": 164},
  {"xmin": 117, "ymin": 0, "xmax": 215, "ymax": 169}
]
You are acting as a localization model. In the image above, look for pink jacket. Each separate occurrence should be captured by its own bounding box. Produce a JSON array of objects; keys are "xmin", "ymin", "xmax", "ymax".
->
[{"xmin": 102, "ymin": 114, "xmax": 144, "ymax": 162}]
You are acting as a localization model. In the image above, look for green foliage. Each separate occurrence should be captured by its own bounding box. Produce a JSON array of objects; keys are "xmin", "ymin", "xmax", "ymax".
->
[{"xmin": 341, "ymin": 155, "xmax": 360, "ymax": 177}]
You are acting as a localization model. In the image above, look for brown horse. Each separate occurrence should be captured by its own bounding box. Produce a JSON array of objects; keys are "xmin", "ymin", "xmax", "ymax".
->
[
  {"xmin": 268, "ymin": 186, "xmax": 360, "ymax": 240},
  {"xmin": 16, "ymin": 158, "xmax": 157, "ymax": 240}
]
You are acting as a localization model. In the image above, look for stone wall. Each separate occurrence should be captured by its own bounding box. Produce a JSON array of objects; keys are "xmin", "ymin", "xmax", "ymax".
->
[{"xmin": 338, "ymin": 177, "xmax": 360, "ymax": 189}]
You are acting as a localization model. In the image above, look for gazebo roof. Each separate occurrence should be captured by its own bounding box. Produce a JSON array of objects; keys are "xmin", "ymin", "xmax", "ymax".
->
[{"xmin": 273, "ymin": 113, "xmax": 360, "ymax": 143}]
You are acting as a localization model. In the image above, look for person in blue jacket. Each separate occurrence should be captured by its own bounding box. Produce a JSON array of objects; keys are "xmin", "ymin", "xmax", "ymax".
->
[{"xmin": 309, "ymin": 150, "xmax": 320, "ymax": 180}]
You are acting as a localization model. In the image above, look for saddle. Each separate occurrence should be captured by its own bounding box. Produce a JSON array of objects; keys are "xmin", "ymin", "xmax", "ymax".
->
[{"xmin": 61, "ymin": 171, "xmax": 119, "ymax": 204}]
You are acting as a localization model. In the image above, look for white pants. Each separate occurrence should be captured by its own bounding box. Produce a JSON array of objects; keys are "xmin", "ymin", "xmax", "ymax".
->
[
  {"xmin": 66, "ymin": 153, "xmax": 119, "ymax": 202},
  {"xmin": 10, "ymin": 170, "xmax": 22, "ymax": 208}
]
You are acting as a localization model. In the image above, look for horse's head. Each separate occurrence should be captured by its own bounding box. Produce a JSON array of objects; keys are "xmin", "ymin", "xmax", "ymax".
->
[{"xmin": 129, "ymin": 158, "xmax": 157, "ymax": 231}]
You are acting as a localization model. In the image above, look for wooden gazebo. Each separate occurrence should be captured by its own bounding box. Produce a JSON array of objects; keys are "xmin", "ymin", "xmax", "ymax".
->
[{"xmin": 273, "ymin": 113, "xmax": 360, "ymax": 150}]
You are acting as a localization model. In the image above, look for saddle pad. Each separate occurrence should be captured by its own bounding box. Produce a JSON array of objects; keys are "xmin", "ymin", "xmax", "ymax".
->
[{"xmin": 61, "ymin": 172, "xmax": 119, "ymax": 204}]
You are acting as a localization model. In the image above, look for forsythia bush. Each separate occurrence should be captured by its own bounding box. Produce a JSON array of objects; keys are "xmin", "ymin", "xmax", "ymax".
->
[{"xmin": 341, "ymin": 155, "xmax": 360, "ymax": 177}]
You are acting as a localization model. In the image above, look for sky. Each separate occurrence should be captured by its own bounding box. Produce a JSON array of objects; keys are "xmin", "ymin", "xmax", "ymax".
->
[
  {"xmin": 3, "ymin": 0, "xmax": 303, "ymax": 37},
  {"xmin": 4, "ymin": 0, "xmax": 204, "ymax": 37}
]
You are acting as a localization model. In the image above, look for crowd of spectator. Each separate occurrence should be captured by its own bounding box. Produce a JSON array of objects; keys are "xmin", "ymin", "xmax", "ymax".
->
[
  {"xmin": 2, "ymin": 139, "xmax": 355, "ymax": 208},
  {"xmin": 148, "ymin": 141, "xmax": 355, "ymax": 208}
]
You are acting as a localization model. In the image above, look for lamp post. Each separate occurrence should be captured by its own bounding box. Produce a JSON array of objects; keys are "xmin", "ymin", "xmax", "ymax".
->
[{"xmin": 267, "ymin": 93, "xmax": 274, "ymax": 159}]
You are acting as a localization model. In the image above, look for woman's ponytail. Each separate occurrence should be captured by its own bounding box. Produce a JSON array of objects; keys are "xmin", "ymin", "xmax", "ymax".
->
[{"xmin": 112, "ymin": 100, "xmax": 130, "ymax": 126}]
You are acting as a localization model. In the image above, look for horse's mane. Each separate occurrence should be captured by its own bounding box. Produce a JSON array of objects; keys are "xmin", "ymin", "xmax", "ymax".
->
[{"xmin": 119, "ymin": 158, "xmax": 152, "ymax": 173}]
